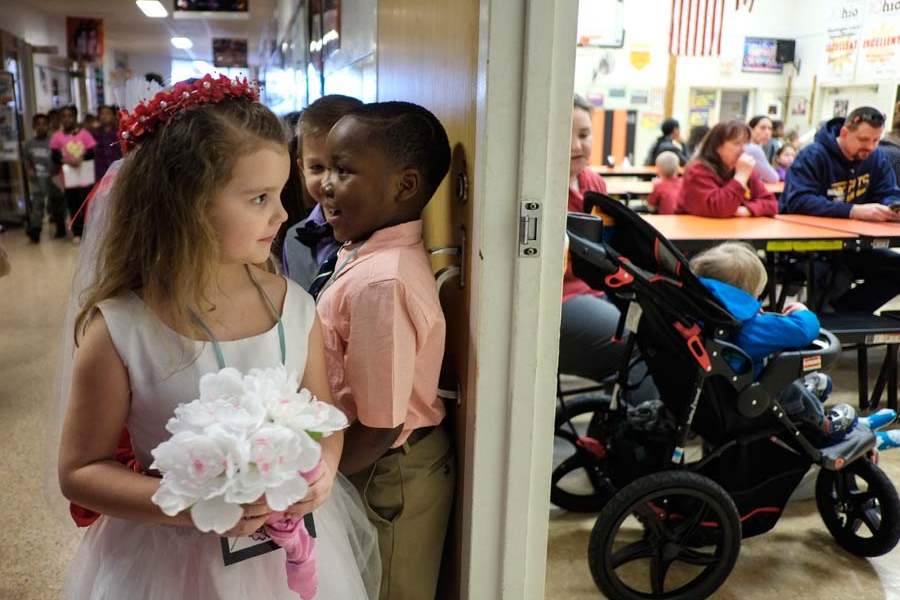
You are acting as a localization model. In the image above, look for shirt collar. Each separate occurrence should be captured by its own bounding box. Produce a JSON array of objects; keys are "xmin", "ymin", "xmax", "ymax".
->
[
  {"xmin": 343, "ymin": 219, "xmax": 424, "ymax": 259},
  {"xmin": 321, "ymin": 220, "xmax": 424, "ymax": 294}
]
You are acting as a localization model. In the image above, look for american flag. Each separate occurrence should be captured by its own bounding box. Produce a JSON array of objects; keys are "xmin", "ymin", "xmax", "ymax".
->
[{"xmin": 669, "ymin": 0, "xmax": 727, "ymax": 57}]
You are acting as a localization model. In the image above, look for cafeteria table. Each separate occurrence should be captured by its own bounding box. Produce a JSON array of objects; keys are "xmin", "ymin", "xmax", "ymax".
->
[{"xmin": 775, "ymin": 213, "xmax": 900, "ymax": 248}]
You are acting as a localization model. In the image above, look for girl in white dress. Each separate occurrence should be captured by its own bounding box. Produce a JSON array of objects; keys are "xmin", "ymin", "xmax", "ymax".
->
[{"xmin": 56, "ymin": 76, "xmax": 379, "ymax": 599}]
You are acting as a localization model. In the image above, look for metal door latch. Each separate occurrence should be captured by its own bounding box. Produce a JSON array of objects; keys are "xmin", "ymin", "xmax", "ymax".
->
[{"xmin": 519, "ymin": 200, "xmax": 541, "ymax": 257}]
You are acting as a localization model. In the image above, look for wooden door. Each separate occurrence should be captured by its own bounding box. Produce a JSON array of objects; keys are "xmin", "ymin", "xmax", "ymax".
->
[{"xmin": 376, "ymin": 2, "xmax": 478, "ymax": 597}]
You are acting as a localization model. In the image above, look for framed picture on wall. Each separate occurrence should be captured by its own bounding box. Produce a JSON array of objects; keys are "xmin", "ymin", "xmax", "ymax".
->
[
  {"xmin": 212, "ymin": 38, "xmax": 248, "ymax": 68},
  {"xmin": 742, "ymin": 37, "xmax": 782, "ymax": 74},
  {"xmin": 791, "ymin": 97, "xmax": 808, "ymax": 116},
  {"xmin": 833, "ymin": 99, "xmax": 849, "ymax": 118},
  {"xmin": 66, "ymin": 17, "xmax": 104, "ymax": 63}
]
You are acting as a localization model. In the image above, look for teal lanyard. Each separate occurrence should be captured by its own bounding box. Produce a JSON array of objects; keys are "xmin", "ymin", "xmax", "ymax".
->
[{"xmin": 190, "ymin": 266, "xmax": 286, "ymax": 369}]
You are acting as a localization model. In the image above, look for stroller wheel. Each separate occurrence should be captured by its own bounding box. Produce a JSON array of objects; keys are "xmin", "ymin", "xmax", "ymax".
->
[
  {"xmin": 816, "ymin": 458, "xmax": 900, "ymax": 557},
  {"xmin": 588, "ymin": 471, "xmax": 741, "ymax": 600},
  {"xmin": 552, "ymin": 395, "xmax": 615, "ymax": 512}
]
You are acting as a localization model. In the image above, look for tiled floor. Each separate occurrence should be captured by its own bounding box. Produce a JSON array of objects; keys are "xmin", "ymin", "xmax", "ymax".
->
[
  {"xmin": 0, "ymin": 227, "xmax": 80, "ymax": 600},
  {"xmin": 2, "ymin": 225, "xmax": 899, "ymax": 599}
]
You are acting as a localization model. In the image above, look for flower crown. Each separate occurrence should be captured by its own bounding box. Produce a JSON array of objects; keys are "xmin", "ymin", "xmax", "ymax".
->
[{"xmin": 117, "ymin": 74, "xmax": 259, "ymax": 153}]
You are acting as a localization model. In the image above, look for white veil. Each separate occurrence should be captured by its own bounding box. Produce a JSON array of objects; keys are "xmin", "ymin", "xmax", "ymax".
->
[
  {"xmin": 44, "ymin": 77, "xmax": 164, "ymax": 523},
  {"xmin": 44, "ymin": 159, "xmax": 123, "ymax": 526}
]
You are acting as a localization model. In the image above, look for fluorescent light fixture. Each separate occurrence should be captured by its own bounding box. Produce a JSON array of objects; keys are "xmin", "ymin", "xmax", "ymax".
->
[
  {"xmin": 136, "ymin": 1, "xmax": 168, "ymax": 18},
  {"xmin": 170, "ymin": 37, "xmax": 193, "ymax": 49}
]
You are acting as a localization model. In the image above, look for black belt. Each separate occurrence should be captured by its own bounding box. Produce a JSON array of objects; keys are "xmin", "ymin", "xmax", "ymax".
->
[{"xmin": 384, "ymin": 426, "xmax": 437, "ymax": 456}]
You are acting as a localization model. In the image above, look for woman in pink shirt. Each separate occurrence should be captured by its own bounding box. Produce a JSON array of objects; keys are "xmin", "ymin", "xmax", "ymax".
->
[
  {"xmin": 559, "ymin": 96, "xmax": 625, "ymax": 382},
  {"xmin": 678, "ymin": 120, "xmax": 778, "ymax": 218}
]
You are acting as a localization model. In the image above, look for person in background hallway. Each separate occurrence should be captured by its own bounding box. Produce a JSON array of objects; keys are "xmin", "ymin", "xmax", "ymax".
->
[
  {"xmin": 745, "ymin": 115, "xmax": 780, "ymax": 183},
  {"xmin": 559, "ymin": 95, "xmax": 625, "ymax": 383},
  {"xmin": 82, "ymin": 113, "xmax": 100, "ymax": 131},
  {"xmin": 678, "ymin": 120, "xmax": 778, "ymax": 218},
  {"xmin": 878, "ymin": 101, "xmax": 900, "ymax": 185},
  {"xmin": 647, "ymin": 150, "xmax": 682, "ymax": 215},
  {"xmin": 50, "ymin": 105, "xmax": 96, "ymax": 239},
  {"xmin": 781, "ymin": 106, "xmax": 900, "ymax": 313},
  {"xmin": 48, "ymin": 108, "xmax": 61, "ymax": 134},
  {"xmin": 644, "ymin": 117, "xmax": 688, "ymax": 166},
  {"xmin": 23, "ymin": 113, "xmax": 66, "ymax": 241},
  {"xmin": 90, "ymin": 105, "xmax": 122, "ymax": 182},
  {"xmin": 684, "ymin": 124, "xmax": 710, "ymax": 158}
]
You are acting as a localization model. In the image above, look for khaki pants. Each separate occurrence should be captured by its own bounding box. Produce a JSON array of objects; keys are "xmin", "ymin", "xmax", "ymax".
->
[{"xmin": 349, "ymin": 427, "xmax": 455, "ymax": 600}]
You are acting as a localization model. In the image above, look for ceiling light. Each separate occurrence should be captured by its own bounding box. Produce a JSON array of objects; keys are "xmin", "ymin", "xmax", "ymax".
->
[
  {"xmin": 170, "ymin": 37, "xmax": 193, "ymax": 49},
  {"xmin": 136, "ymin": 1, "xmax": 168, "ymax": 18}
]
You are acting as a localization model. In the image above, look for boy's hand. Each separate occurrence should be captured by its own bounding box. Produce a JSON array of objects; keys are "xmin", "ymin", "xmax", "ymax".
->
[
  {"xmin": 782, "ymin": 302, "xmax": 808, "ymax": 315},
  {"xmin": 734, "ymin": 205, "xmax": 751, "ymax": 217}
]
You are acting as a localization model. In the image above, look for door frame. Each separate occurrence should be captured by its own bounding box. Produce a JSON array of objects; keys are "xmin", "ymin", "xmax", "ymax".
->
[{"xmin": 460, "ymin": 0, "xmax": 578, "ymax": 598}]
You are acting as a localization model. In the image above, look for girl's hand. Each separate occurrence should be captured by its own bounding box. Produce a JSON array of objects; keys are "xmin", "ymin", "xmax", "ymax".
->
[
  {"xmin": 221, "ymin": 496, "xmax": 272, "ymax": 537},
  {"xmin": 285, "ymin": 462, "xmax": 336, "ymax": 519},
  {"xmin": 734, "ymin": 205, "xmax": 751, "ymax": 217}
]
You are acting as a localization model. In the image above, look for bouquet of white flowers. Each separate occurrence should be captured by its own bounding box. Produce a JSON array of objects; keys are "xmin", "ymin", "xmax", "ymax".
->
[{"xmin": 150, "ymin": 365, "xmax": 348, "ymax": 534}]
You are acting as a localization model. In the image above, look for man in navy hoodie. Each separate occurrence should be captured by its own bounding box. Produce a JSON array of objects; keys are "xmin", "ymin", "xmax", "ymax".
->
[{"xmin": 781, "ymin": 106, "xmax": 900, "ymax": 312}]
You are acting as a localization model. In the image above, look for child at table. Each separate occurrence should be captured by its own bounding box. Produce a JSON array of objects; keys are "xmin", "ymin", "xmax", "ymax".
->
[
  {"xmin": 316, "ymin": 101, "xmax": 454, "ymax": 600},
  {"xmin": 647, "ymin": 150, "xmax": 682, "ymax": 214},
  {"xmin": 690, "ymin": 242, "xmax": 861, "ymax": 444},
  {"xmin": 773, "ymin": 144, "xmax": 796, "ymax": 182}
]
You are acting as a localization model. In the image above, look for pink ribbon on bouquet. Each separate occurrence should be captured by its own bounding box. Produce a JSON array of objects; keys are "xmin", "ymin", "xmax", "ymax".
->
[{"xmin": 266, "ymin": 461, "xmax": 325, "ymax": 600}]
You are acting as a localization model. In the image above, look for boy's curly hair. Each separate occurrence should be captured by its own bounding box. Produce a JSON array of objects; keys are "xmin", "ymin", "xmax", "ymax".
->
[{"xmin": 343, "ymin": 101, "xmax": 451, "ymax": 203}]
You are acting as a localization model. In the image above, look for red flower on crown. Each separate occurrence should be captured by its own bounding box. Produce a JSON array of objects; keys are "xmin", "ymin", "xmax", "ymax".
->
[{"xmin": 117, "ymin": 74, "xmax": 260, "ymax": 153}]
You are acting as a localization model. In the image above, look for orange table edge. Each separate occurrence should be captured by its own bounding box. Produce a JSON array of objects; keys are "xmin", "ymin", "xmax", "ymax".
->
[{"xmin": 775, "ymin": 214, "xmax": 900, "ymax": 239}]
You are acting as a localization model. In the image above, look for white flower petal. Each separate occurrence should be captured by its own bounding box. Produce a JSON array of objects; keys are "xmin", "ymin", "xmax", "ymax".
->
[
  {"xmin": 190, "ymin": 495, "xmax": 243, "ymax": 534},
  {"xmin": 265, "ymin": 477, "xmax": 309, "ymax": 511},
  {"xmin": 151, "ymin": 483, "xmax": 193, "ymax": 516}
]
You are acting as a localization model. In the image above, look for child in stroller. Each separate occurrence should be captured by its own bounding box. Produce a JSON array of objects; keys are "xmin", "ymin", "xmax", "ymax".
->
[
  {"xmin": 689, "ymin": 241, "xmax": 863, "ymax": 446},
  {"xmin": 560, "ymin": 193, "xmax": 900, "ymax": 600}
]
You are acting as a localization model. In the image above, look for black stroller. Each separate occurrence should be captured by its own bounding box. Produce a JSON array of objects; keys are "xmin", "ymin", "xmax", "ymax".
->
[{"xmin": 557, "ymin": 194, "xmax": 900, "ymax": 600}]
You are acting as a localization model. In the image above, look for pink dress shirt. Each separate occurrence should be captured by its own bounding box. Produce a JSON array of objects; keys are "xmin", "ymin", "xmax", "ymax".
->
[{"xmin": 316, "ymin": 220, "xmax": 446, "ymax": 447}]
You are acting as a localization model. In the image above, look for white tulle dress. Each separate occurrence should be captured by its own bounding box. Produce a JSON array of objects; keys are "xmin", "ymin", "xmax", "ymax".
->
[{"xmin": 62, "ymin": 279, "xmax": 380, "ymax": 600}]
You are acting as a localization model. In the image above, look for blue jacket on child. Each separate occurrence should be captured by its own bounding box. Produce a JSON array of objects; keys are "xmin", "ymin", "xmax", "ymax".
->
[
  {"xmin": 699, "ymin": 277, "xmax": 821, "ymax": 376},
  {"xmin": 780, "ymin": 117, "xmax": 900, "ymax": 217}
]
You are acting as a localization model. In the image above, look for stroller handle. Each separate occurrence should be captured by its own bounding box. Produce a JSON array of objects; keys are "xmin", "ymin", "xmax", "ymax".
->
[{"xmin": 566, "ymin": 213, "xmax": 618, "ymax": 278}]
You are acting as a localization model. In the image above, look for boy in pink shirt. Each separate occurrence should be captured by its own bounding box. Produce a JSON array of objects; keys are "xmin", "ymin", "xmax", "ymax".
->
[{"xmin": 316, "ymin": 101, "xmax": 453, "ymax": 600}]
